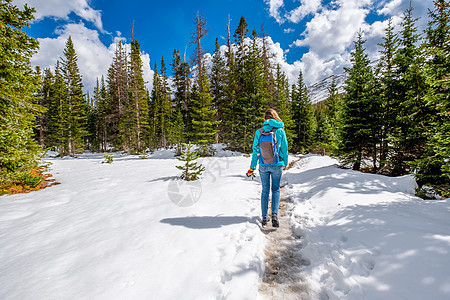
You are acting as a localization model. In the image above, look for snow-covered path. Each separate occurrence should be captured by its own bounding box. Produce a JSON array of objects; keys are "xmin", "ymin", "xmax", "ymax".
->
[{"xmin": 0, "ymin": 151, "xmax": 266, "ymax": 299}]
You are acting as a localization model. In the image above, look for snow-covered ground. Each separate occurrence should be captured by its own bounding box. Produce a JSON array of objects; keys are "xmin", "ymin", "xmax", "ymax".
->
[
  {"xmin": 284, "ymin": 155, "xmax": 450, "ymax": 300},
  {"xmin": 0, "ymin": 149, "xmax": 449, "ymax": 299}
]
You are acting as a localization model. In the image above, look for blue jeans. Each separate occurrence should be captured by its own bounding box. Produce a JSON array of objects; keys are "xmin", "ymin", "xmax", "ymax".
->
[{"xmin": 259, "ymin": 165, "xmax": 283, "ymax": 218}]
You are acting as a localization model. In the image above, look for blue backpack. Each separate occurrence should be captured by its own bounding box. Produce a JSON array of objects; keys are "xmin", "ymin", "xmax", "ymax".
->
[{"xmin": 258, "ymin": 128, "xmax": 280, "ymax": 166}]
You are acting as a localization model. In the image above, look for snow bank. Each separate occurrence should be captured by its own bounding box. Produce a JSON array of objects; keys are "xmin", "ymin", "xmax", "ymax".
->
[
  {"xmin": 0, "ymin": 151, "xmax": 265, "ymax": 299},
  {"xmin": 285, "ymin": 155, "xmax": 450, "ymax": 300}
]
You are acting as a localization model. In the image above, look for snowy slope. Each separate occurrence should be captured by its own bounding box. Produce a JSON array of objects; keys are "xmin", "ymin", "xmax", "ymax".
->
[
  {"xmin": 1, "ymin": 151, "xmax": 449, "ymax": 300},
  {"xmin": 0, "ymin": 150, "xmax": 265, "ymax": 299},
  {"xmin": 284, "ymin": 155, "xmax": 450, "ymax": 300},
  {"xmin": 308, "ymin": 74, "xmax": 347, "ymax": 104}
]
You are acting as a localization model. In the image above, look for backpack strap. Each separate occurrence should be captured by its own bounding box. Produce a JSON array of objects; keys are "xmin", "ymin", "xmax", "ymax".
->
[{"xmin": 259, "ymin": 127, "xmax": 278, "ymax": 134}]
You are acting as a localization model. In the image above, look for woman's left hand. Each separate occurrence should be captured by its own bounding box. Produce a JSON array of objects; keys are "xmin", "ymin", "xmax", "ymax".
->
[{"xmin": 283, "ymin": 166, "xmax": 287, "ymax": 171}]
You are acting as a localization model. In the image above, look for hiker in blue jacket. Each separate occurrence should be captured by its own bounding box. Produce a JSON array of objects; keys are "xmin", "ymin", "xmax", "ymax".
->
[{"xmin": 247, "ymin": 109, "xmax": 288, "ymax": 227}]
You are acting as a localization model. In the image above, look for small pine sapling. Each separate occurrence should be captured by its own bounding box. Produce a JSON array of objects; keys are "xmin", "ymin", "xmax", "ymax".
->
[
  {"xmin": 103, "ymin": 153, "xmax": 113, "ymax": 164},
  {"xmin": 176, "ymin": 143, "xmax": 206, "ymax": 181}
]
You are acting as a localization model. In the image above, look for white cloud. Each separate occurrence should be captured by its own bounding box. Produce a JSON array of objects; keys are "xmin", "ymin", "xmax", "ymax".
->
[
  {"xmin": 264, "ymin": 0, "xmax": 436, "ymax": 86},
  {"xmin": 265, "ymin": 0, "xmax": 322, "ymax": 24},
  {"xmin": 378, "ymin": 0, "xmax": 403, "ymax": 15},
  {"xmin": 288, "ymin": 0, "xmax": 371, "ymax": 83},
  {"xmin": 283, "ymin": 28, "xmax": 295, "ymax": 33},
  {"xmin": 13, "ymin": 0, "xmax": 105, "ymax": 32},
  {"xmin": 265, "ymin": 0, "xmax": 285, "ymax": 24},
  {"xmin": 287, "ymin": 0, "xmax": 322, "ymax": 23},
  {"xmin": 32, "ymin": 23, "xmax": 154, "ymax": 93}
]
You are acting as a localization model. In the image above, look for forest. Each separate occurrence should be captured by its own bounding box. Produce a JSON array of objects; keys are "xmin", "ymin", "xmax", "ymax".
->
[{"xmin": 0, "ymin": 0, "xmax": 448, "ymax": 197}]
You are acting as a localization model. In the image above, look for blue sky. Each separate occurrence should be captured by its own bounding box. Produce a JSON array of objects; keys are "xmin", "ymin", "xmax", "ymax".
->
[{"xmin": 14, "ymin": 0, "xmax": 434, "ymax": 92}]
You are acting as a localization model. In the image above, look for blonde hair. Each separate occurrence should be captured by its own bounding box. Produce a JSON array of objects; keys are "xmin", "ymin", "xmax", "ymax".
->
[{"xmin": 264, "ymin": 108, "xmax": 283, "ymax": 122}]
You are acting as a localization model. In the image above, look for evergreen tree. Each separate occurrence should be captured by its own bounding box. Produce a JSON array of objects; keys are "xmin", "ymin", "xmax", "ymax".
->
[
  {"xmin": 291, "ymin": 70, "xmax": 315, "ymax": 153},
  {"xmin": 172, "ymin": 49, "xmax": 191, "ymax": 133},
  {"xmin": 0, "ymin": 0, "xmax": 44, "ymax": 190},
  {"xmin": 119, "ymin": 38, "xmax": 150, "ymax": 152},
  {"xmin": 324, "ymin": 78, "xmax": 343, "ymax": 151},
  {"xmin": 273, "ymin": 64, "xmax": 294, "ymax": 148},
  {"xmin": 190, "ymin": 64, "xmax": 219, "ymax": 150},
  {"xmin": 313, "ymin": 102, "xmax": 333, "ymax": 154},
  {"xmin": 159, "ymin": 57, "xmax": 173, "ymax": 147},
  {"xmin": 416, "ymin": 0, "xmax": 450, "ymax": 195},
  {"xmin": 95, "ymin": 76, "xmax": 110, "ymax": 152},
  {"xmin": 260, "ymin": 26, "xmax": 276, "ymax": 103},
  {"xmin": 60, "ymin": 36, "xmax": 88, "ymax": 155},
  {"xmin": 176, "ymin": 142, "xmax": 206, "ymax": 181},
  {"xmin": 238, "ymin": 29, "xmax": 272, "ymax": 152},
  {"xmin": 85, "ymin": 90, "xmax": 97, "ymax": 151},
  {"xmin": 106, "ymin": 42, "xmax": 129, "ymax": 149},
  {"xmin": 390, "ymin": 3, "xmax": 430, "ymax": 175},
  {"xmin": 46, "ymin": 62, "xmax": 70, "ymax": 155},
  {"xmin": 189, "ymin": 12, "xmax": 219, "ymax": 152},
  {"xmin": 210, "ymin": 38, "xmax": 227, "ymax": 142},
  {"xmin": 149, "ymin": 59, "xmax": 172, "ymax": 149},
  {"xmin": 234, "ymin": 16, "xmax": 248, "ymax": 69},
  {"xmin": 149, "ymin": 62, "xmax": 160, "ymax": 149},
  {"xmin": 221, "ymin": 17, "xmax": 239, "ymax": 147},
  {"xmin": 339, "ymin": 31, "xmax": 380, "ymax": 170},
  {"xmin": 35, "ymin": 66, "xmax": 47, "ymax": 147},
  {"xmin": 376, "ymin": 18, "xmax": 399, "ymax": 172},
  {"xmin": 171, "ymin": 108, "xmax": 185, "ymax": 153}
]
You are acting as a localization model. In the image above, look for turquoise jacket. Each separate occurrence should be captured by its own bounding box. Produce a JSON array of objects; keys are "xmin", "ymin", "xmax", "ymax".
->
[{"xmin": 250, "ymin": 119, "xmax": 289, "ymax": 170}]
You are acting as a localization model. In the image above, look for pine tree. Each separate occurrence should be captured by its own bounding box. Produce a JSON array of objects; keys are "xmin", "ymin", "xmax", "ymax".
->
[
  {"xmin": 189, "ymin": 12, "xmax": 218, "ymax": 153},
  {"xmin": 210, "ymin": 38, "xmax": 227, "ymax": 143},
  {"xmin": 260, "ymin": 25, "xmax": 276, "ymax": 102},
  {"xmin": 149, "ymin": 62, "xmax": 161, "ymax": 149},
  {"xmin": 0, "ymin": 0, "xmax": 44, "ymax": 191},
  {"xmin": 91, "ymin": 76, "xmax": 109, "ymax": 152},
  {"xmin": 239, "ymin": 29, "xmax": 272, "ymax": 152},
  {"xmin": 274, "ymin": 64, "xmax": 294, "ymax": 148},
  {"xmin": 119, "ymin": 38, "xmax": 150, "ymax": 152},
  {"xmin": 234, "ymin": 16, "xmax": 248, "ymax": 69},
  {"xmin": 390, "ymin": 3, "xmax": 430, "ymax": 175},
  {"xmin": 221, "ymin": 17, "xmax": 239, "ymax": 147},
  {"xmin": 34, "ymin": 66, "xmax": 47, "ymax": 147},
  {"xmin": 339, "ymin": 31, "xmax": 380, "ymax": 171},
  {"xmin": 190, "ymin": 62, "xmax": 219, "ymax": 152},
  {"xmin": 46, "ymin": 62, "xmax": 70, "ymax": 155},
  {"xmin": 313, "ymin": 102, "xmax": 333, "ymax": 154},
  {"xmin": 85, "ymin": 90, "xmax": 97, "ymax": 151},
  {"xmin": 415, "ymin": 0, "xmax": 450, "ymax": 195},
  {"xmin": 291, "ymin": 70, "xmax": 315, "ymax": 153},
  {"xmin": 324, "ymin": 78, "xmax": 343, "ymax": 151},
  {"xmin": 172, "ymin": 108, "xmax": 185, "ymax": 154},
  {"xmin": 176, "ymin": 142, "xmax": 206, "ymax": 181},
  {"xmin": 159, "ymin": 57, "xmax": 173, "ymax": 147},
  {"xmin": 172, "ymin": 49, "xmax": 191, "ymax": 134},
  {"xmin": 106, "ymin": 41, "xmax": 129, "ymax": 149},
  {"xmin": 149, "ymin": 59, "xmax": 172, "ymax": 149},
  {"xmin": 60, "ymin": 36, "xmax": 88, "ymax": 156},
  {"xmin": 376, "ymin": 18, "xmax": 399, "ymax": 172}
]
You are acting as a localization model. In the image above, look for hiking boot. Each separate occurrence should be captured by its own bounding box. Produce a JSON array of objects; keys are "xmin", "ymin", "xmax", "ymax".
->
[
  {"xmin": 262, "ymin": 216, "xmax": 270, "ymax": 226},
  {"xmin": 272, "ymin": 214, "xmax": 279, "ymax": 228}
]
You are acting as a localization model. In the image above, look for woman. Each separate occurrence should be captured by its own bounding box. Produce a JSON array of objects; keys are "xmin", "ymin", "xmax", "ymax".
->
[{"xmin": 247, "ymin": 109, "xmax": 288, "ymax": 227}]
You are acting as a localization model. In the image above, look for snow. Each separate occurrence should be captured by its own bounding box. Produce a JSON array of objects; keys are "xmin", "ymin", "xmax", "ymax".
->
[
  {"xmin": 1, "ymin": 150, "xmax": 449, "ymax": 299},
  {"xmin": 283, "ymin": 155, "xmax": 450, "ymax": 300},
  {"xmin": 0, "ymin": 149, "xmax": 265, "ymax": 299}
]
